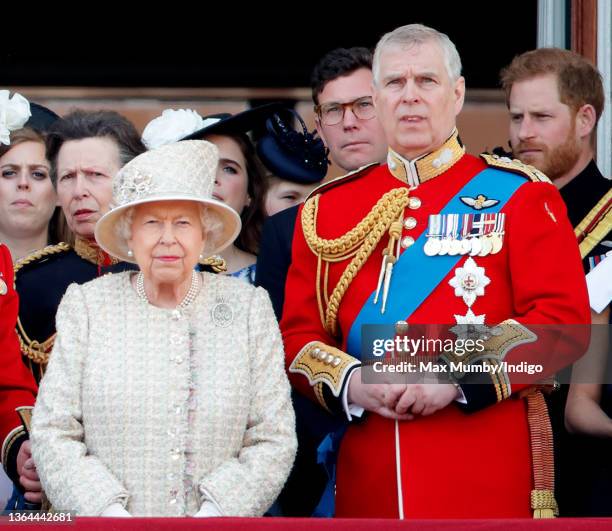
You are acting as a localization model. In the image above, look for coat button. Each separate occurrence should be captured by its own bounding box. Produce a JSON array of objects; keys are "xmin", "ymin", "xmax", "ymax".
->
[
  {"xmin": 401, "ymin": 236, "xmax": 415, "ymax": 249},
  {"xmin": 403, "ymin": 217, "xmax": 417, "ymax": 230},
  {"xmin": 409, "ymin": 197, "xmax": 421, "ymax": 209},
  {"xmin": 170, "ymin": 334, "xmax": 182, "ymax": 345}
]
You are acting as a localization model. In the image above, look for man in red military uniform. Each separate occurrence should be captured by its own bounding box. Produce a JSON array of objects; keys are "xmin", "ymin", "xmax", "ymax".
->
[
  {"xmin": 0, "ymin": 243, "xmax": 38, "ymax": 504},
  {"xmin": 281, "ymin": 24, "xmax": 590, "ymax": 519}
]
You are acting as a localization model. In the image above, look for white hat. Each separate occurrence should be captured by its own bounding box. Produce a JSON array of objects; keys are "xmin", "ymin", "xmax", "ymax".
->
[{"xmin": 95, "ymin": 140, "xmax": 241, "ymax": 263}]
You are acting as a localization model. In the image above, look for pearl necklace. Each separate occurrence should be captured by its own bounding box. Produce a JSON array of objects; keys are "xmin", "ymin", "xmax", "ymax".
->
[{"xmin": 136, "ymin": 270, "xmax": 200, "ymax": 317}]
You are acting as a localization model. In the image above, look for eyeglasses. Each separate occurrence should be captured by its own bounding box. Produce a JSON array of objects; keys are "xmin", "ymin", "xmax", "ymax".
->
[{"xmin": 315, "ymin": 96, "xmax": 376, "ymax": 126}]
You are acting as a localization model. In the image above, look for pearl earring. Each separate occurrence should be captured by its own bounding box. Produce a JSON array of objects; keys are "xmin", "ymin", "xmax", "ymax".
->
[
  {"xmin": 199, "ymin": 253, "xmax": 204, "ymax": 261},
  {"xmin": 127, "ymin": 249, "xmax": 134, "ymax": 258}
]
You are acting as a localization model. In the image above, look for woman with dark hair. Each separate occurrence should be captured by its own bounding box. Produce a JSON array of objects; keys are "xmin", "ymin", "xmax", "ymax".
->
[
  {"xmin": 143, "ymin": 106, "xmax": 276, "ymax": 284},
  {"xmin": 0, "ymin": 91, "xmax": 64, "ymax": 510},
  {"xmin": 0, "ymin": 93, "xmax": 68, "ymax": 262},
  {"xmin": 203, "ymin": 131, "xmax": 267, "ymax": 283}
]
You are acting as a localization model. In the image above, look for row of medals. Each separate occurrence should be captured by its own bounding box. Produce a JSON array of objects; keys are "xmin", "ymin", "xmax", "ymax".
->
[{"xmin": 423, "ymin": 232, "xmax": 504, "ymax": 257}]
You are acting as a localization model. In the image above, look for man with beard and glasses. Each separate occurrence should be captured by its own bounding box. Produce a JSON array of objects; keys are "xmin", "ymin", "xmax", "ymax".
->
[{"xmin": 501, "ymin": 48, "xmax": 611, "ymax": 516}]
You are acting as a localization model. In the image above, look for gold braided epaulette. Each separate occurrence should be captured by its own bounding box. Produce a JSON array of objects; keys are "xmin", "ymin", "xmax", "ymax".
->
[
  {"xmin": 305, "ymin": 162, "xmax": 378, "ymax": 201},
  {"xmin": 13, "ymin": 242, "xmax": 71, "ymax": 275},
  {"xmin": 480, "ymin": 153, "xmax": 551, "ymax": 183},
  {"xmin": 289, "ymin": 341, "xmax": 360, "ymax": 411}
]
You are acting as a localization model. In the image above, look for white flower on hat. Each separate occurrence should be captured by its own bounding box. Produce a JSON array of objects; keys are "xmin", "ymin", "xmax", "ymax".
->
[
  {"xmin": 0, "ymin": 90, "xmax": 32, "ymax": 146},
  {"xmin": 114, "ymin": 166, "xmax": 153, "ymax": 206},
  {"xmin": 142, "ymin": 109, "xmax": 206, "ymax": 150}
]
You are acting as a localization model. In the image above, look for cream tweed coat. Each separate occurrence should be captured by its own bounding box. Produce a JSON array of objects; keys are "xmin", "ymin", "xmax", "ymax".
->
[{"xmin": 31, "ymin": 271, "xmax": 296, "ymax": 516}]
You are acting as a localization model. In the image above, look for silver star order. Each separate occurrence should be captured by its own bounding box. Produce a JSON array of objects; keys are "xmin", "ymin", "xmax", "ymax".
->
[
  {"xmin": 448, "ymin": 257, "xmax": 490, "ymax": 307},
  {"xmin": 451, "ymin": 309, "xmax": 490, "ymax": 340}
]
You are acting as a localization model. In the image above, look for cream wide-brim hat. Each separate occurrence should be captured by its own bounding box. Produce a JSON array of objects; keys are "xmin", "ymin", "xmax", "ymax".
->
[{"xmin": 95, "ymin": 140, "xmax": 241, "ymax": 264}]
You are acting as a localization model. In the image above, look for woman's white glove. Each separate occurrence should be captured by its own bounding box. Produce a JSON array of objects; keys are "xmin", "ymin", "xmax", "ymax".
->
[
  {"xmin": 101, "ymin": 503, "xmax": 132, "ymax": 517},
  {"xmin": 194, "ymin": 501, "xmax": 222, "ymax": 518}
]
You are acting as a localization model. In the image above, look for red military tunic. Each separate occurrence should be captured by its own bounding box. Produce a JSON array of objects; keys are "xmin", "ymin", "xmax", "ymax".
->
[
  {"xmin": 0, "ymin": 243, "xmax": 37, "ymax": 487},
  {"xmin": 281, "ymin": 133, "xmax": 590, "ymax": 518}
]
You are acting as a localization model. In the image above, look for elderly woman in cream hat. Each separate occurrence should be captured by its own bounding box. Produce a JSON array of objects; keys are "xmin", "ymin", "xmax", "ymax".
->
[{"xmin": 30, "ymin": 140, "xmax": 296, "ymax": 517}]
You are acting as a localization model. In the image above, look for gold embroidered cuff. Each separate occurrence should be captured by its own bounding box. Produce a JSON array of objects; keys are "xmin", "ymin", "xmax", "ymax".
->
[
  {"xmin": 15, "ymin": 406, "xmax": 34, "ymax": 434},
  {"xmin": 482, "ymin": 319, "xmax": 538, "ymax": 360},
  {"xmin": 446, "ymin": 319, "xmax": 537, "ymax": 363},
  {"xmin": 1, "ymin": 426, "xmax": 26, "ymax": 470},
  {"xmin": 442, "ymin": 319, "xmax": 537, "ymax": 410},
  {"xmin": 289, "ymin": 341, "xmax": 360, "ymax": 408}
]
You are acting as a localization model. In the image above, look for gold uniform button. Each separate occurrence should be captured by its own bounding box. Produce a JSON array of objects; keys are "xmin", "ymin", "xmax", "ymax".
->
[
  {"xmin": 409, "ymin": 197, "xmax": 422, "ymax": 209},
  {"xmin": 401, "ymin": 236, "xmax": 415, "ymax": 249},
  {"xmin": 403, "ymin": 217, "xmax": 417, "ymax": 230}
]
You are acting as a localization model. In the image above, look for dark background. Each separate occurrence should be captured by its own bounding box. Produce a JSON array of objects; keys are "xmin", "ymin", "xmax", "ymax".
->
[{"xmin": 0, "ymin": 4, "xmax": 537, "ymax": 89}]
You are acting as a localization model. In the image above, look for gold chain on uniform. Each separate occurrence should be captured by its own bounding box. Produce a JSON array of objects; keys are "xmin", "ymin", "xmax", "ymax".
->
[
  {"xmin": 302, "ymin": 188, "xmax": 410, "ymax": 336},
  {"xmin": 13, "ymin": 243, "xmax": 71, "ymax": 365},
  {"xmin": 17, "ymin": 323, "xmax": 55, "ymax": 365}
]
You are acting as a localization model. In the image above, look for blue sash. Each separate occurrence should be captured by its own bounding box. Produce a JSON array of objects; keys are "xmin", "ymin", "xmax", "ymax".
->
[{"xmin": 345, "ymin": 168, "xmax": 526, "ymax": 356}]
